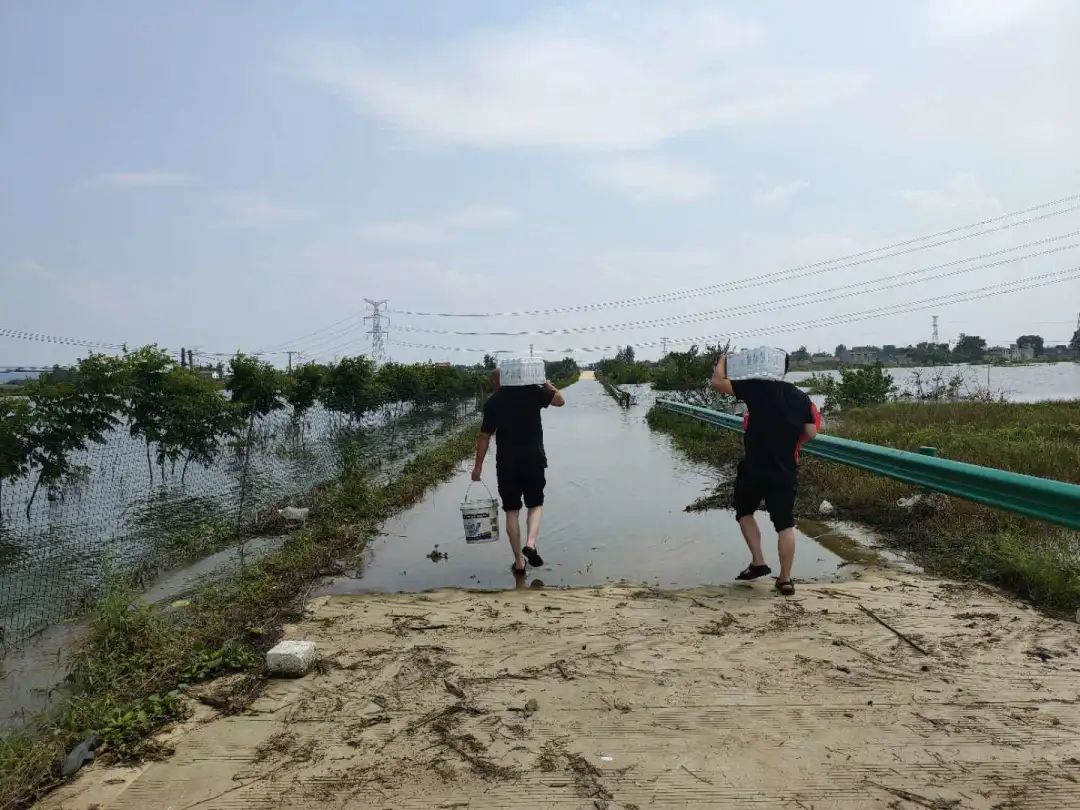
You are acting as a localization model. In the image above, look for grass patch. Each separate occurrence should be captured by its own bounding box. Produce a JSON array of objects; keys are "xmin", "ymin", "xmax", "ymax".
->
[
  {"xmin": 0, "ymin": 420, "xmax": 480, "ymax": 810},
  {"xmin": 648, "ymin": 400, "xmax": 1080, "ymax": 615}
]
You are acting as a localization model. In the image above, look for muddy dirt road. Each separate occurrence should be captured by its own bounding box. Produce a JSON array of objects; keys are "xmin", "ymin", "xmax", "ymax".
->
[{"xmin": 44, "ymin": 571, "xmax": 1080, "ymax": 809}]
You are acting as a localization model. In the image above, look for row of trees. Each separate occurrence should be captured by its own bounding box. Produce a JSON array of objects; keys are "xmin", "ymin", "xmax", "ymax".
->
[{"xmin": 0, "ymin": 347, "xmax": 483, "ymax": 518}]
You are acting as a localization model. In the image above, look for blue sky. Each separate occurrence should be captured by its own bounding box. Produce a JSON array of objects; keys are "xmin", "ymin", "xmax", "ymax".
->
[{"xmin": 2, "ymin": 0, "xmax": 1079, "ymax": 366}]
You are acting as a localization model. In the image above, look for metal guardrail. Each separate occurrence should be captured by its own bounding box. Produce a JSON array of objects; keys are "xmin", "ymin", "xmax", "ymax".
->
[
  {"xmin": 656, "ymin": 399, "xmax": 1080, "ymax": 530},
  {"xmin": 597, "ymin": 375, "xmax": 633, "ymax": 407}
]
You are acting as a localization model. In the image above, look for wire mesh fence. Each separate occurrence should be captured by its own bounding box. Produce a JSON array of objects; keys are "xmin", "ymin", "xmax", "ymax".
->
[{"xmin": 0, "ymin": 399, "xmax": 476, "ymax": 648}]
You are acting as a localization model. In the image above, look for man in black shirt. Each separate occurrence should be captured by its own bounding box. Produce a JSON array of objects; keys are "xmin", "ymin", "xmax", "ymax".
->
[
  {"xmin": 711, "ymin": 354, "xmax": 818, "ymax": 595},
  {"xmin": 473, "ymin": 371, "xmax": 566, "ymax": 574}
]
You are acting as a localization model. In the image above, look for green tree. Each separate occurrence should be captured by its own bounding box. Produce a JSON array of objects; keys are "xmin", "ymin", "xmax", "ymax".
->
[
  {"xmin": 790, "ymin": 346, "xmax": 811, "ymax": 363},
  {"xmin": 229, "ymin": 354, "xmax": 286, "ymax": 420},
  {"xmin": 834, "ymin": 344, "xmax": 847, "ymax": 358},
  {"xmin": 615, "ymin": 345, "xmax": 635, "ymax": 364},
  {"xmin": 23, "ymin": 354, "xmax": 129, "ymax": 516},
  {"xmin": 651, "ymin": 343, "xmax": 729, "ymax": 406},
  {"xmin": 951, "ymin": 334, "xmax": 987, "ymax": 364},
  {"xmin": 821, "ymin": 363, "xmax": 896, "ymax": 411},
  {"xmin": 0, "ymin": 398, "xmax": 33, "ymax": 516},
  {"xmin": 287, "ymin": 363, "xmax": 327, "ymax": 418},
  {"xmin": 321, "ymin": 356, "xmax": 381, "ymax": 421},
  {"xmin": 1016, "ymin": 334, "xmax": 1044, "ymax": 355},
  {"xmin": 1071, "ymin": 328, "xmax": 1080, "ymax": 352},
  {"xmin": 154, "ymin": 367, "xmax": 239, "ymax": 482},
  {"xmin": 125, "ymin": 346, "xmax": 175, "ymax": 482},
  {"xmin": 482, "ymin": 353, "xmax": 497, "ymax": 371}
]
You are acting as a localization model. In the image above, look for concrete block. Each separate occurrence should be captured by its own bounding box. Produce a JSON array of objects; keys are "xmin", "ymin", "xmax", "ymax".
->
[{"xmin": 266, "ymin": 640, "xmax": 318, "ymax": 677}]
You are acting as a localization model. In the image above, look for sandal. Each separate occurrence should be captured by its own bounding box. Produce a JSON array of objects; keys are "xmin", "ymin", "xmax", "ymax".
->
[
  {"xmin": 775, "ymin": 579, "xmax": 795, "ymax": 596},
  {"xmin": 736, "ymin": 563, "xmax": 772, "ymax": 581},
  {"xmin": 522, "ymin": 546, "xmax": 544, "ymax": 567}
]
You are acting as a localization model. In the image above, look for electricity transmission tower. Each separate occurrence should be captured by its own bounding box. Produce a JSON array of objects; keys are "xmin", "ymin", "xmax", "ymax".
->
[
  {"xmin": 932, "ymin": 315, "xmax": 939, "ymax": 345},
  {"xmin": 364, "ymin": 299, "xmax": 389, "ymax": 364}
]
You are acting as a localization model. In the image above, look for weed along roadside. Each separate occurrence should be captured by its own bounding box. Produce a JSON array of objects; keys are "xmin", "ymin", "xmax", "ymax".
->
[
  {"xmin": 0, "ymin": 420, "xmax": 481, "ymax": 809},
  {"xmin": 647, "ymin": 399, "xmax": 1080, "ymax": 614},
  {"xmin": 1, "ymin": 365, "xmax": 582, "ymax": 808}
]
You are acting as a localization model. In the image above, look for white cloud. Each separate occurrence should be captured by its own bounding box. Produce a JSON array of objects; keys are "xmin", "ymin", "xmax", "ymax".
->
[
  {"xmin": 94, "ymin": 171, "xmax": 194, "ymax": 188},
  {"xmin": 3, "ymin": 260, "xmax": 51, "ymax": 277},
  {"xmin": 442, "ymin": 204, "xmax": 518, "ymax": 230},
  {"xmin": 753, "ymin": 180, "xmax": 809, "ymax": 208},
  {"xmin": 900, "ymin": 175, "xmax": 1002, "ymax": 218},
  {"xmin": 212, "ymin": 192, "xmax": 316, "ymax": 229},
  {"xmin": 589, "ymin": 157, "xmax": 714, "ymax": 202},
  {"xmin": 287, "ymin": 5, "xmax": 865, "ymax": 150},
  {"xmin": 360, "ymin": 204, "xmax": 517, "ymax": 245},
  {"xmin": 929, "ymin": 0, "xmax": 1061, "ymax": 37},
  {"xmin": 359, "ymin": 221, "xmax": 448, "ymax": 246}
]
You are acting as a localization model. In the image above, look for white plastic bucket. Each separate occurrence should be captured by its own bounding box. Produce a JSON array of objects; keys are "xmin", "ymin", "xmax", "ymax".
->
[
  {"xmin": 498, "ymin": 357, "xmax": 546, "ymax": 387},
  {"xmin": 460, "ymin": 481, "xmax": 500, "ymax": 544},
  {"xmin": 727, "ymin": 346, "xmax": 788, "ymax": 381}
]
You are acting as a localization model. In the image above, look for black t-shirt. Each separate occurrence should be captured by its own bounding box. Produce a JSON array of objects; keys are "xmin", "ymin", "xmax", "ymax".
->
[
  {"xmin": 481, "ymin": 385, "xmax": 556, "ymax": 466},
  {"xmin": 730, "ymin": 379, "xmax": 813, "ymax": 482}
]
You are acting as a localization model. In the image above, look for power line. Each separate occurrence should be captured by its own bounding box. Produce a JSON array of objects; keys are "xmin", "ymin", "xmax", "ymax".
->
[
  {"xmin": 388, "ymin": 192, "xmax": 1080, "ymax": 318},
  {"xmin": 255, "ymin": 312, "xmax": 365, "ymax": 354},
  {"xmin": 387, "ymin": 266, "xmax": 1080, "ymax": 355},
  {"xmin": 390, "ymin": 235, "xmax": 1080, "ymax": 337},
  {"xmin": 0, "ymin": 327, "xmax": 125, "ymax": 351}
]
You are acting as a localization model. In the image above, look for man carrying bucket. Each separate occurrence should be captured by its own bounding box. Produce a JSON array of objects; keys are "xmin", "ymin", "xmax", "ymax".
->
[
  {"xmin": 711, "ymin": 352, "xmax": 820, "ymax": 595},
  {"xmin": 472, "ymin": 368, "xmax": 566, "ymax": 574}
]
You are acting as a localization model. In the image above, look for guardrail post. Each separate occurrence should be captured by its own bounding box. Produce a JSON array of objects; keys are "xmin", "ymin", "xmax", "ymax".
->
[{"xmin": 918, "ymin": 446, "xmax": 938, "ymax": 457}]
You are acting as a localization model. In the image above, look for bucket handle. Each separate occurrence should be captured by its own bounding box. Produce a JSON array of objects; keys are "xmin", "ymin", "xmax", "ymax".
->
[{"xmin": 464, "ymin": 480, "xmax": 495, "ymax": 503}]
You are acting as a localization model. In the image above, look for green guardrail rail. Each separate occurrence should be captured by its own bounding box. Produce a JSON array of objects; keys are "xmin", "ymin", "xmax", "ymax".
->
[{"xmin": 656, "ymin": 399, "xmax": 1080, "ymax": 530}]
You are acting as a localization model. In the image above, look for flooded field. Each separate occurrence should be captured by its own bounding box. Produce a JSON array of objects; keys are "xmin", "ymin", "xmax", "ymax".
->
[
  {"xmin": 788, "ymin": 361, "xmax": 1080, "ymax": 402},
  {"xmin": 318, "ymin": 379, "xmax": 857, "ymax": 596},
  {"xmin": 0, "ymin": 401, "xmax": 474, "ymax": 645}
]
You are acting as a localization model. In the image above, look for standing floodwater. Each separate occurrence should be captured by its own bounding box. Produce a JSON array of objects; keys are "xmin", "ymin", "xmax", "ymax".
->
[{"xmin": 319, "ymin": 378, "xmax": 848, "ymax": 594}]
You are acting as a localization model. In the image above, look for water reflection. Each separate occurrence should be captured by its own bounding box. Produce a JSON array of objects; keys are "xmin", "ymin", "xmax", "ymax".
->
[{"xmin": 317, "ymin": 380, "xmax": 861, "ymax": 596}]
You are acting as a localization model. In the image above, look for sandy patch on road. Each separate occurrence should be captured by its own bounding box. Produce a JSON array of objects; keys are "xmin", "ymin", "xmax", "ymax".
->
[{"xmin": 43, "ymin": 571, "xmax": 1080, "ymax": 809}]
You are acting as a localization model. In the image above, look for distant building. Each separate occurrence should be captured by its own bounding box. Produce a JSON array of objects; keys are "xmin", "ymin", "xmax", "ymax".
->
[
  {"xmin": 1046, "ymin": 345, "xmax": 1071, "ymax": 360},
  {"xmin": 810, "ymin": 353, "xmax": 834, "ymax": 365},
  {"xmin": 1018, "ymin": 344, "xmax": 1036, "ymax": 361},
  {"xmin": 985, "ymin": 345, "xmax": 1021, "ymax": 362},
  {"xmin": 845, "ymin": 346, "xmax": 880, "ymax": 365}
]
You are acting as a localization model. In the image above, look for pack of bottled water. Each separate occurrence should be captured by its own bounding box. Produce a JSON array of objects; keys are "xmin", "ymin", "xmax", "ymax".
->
[
  {"xmin": 726, "ymin": 346, "xmax": 788, "ymax": 381},
  {"xmin": 498, "ymin": 357, "xmax": 547, "ymax": 387}
]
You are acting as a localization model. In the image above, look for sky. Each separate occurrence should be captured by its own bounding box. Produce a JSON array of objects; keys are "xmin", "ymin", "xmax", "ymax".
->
[{"xmin": 2, "ymin": 0, "xmax": 1079, "ymax": 367}]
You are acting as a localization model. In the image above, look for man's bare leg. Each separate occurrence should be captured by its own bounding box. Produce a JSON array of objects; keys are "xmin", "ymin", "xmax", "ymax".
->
[
  {"xmin": 506, "ymin": 510, "xmax": 525, "ymax": 570},
  {"xmin": 525, "ymin": 506, "xmax": 543, "ymax": 549},
  {"xmin": 777, "ymin": 527, "xmax": 796, "ymax": 582},
  {"xmin": 738, "ymin": 515, "xmax": 766, "ymax": 566}
]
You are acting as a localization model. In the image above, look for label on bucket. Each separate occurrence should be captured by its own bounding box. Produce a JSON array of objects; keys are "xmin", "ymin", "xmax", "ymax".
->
[{"xmin": 461, "ymin": 498, "xmax": 499, "ymax": 544}]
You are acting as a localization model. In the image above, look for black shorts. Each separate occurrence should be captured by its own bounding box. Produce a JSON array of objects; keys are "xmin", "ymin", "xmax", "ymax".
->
[
  {"xmin": 733, "ymin": 466, "xmax": 796, "ymax": 532},
  {"xmin": 496, "ymin": 460, "xmax": 546, "ymax": 512}
]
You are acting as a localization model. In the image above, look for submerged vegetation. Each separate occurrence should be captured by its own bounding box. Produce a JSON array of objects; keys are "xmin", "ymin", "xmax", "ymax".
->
[
  {"xmin": 0, "ymin": 346, "xmax": 485, "ymax": 522},
  {"xmin": 0, "ymin": 420, "xmax": 482, "ymax": 808}
]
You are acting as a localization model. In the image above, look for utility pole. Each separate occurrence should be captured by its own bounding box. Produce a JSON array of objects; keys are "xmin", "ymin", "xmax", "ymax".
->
[
  {"xmin": 661, "ymin": 337, "xmax": 669, "ymax": 357},
  {"xmin": 363, "ymin": 299, "xmax": 389, "ymax": 365},
  {"xmin": 529, "ymin": 343, "xmax": 534, "ymax": 358},
  {"xmin": 285, "ymin": 351, "xmax": 296, "ymax": 373},
  {"xmin": 932, "ymin": 315, "xmax": 939, "ymax": 345}
]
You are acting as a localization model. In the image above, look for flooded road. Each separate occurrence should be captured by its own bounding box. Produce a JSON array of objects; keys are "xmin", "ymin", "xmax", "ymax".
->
[{"xmin": 318, "ymin": 378, "xmax": 851, "ymax": 594}]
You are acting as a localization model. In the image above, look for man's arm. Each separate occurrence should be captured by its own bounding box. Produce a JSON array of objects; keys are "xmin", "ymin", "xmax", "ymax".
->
[
  {"xmin": 472, "ymin": 432, "xmax": 492, "ymax": 481},
  {"xmin": 544, "ymin": 381, "xmax": 566, "ymax": 407},
  {"xmin": 710, "ymin": 355, "xmax": 734, "ymax": 396},
  {"xmin": 802, "ymin": 401, "xmax": 821, "ymax": 440}
]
